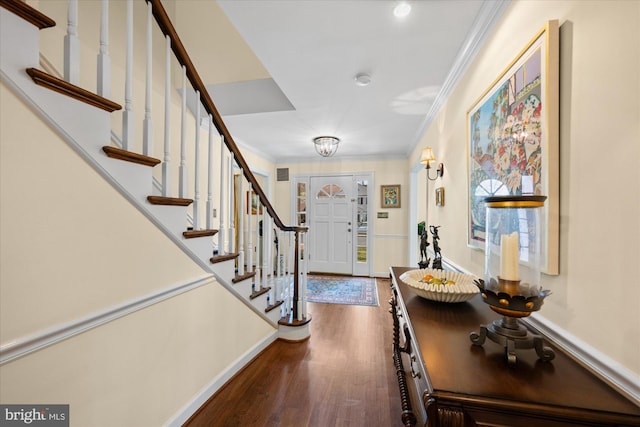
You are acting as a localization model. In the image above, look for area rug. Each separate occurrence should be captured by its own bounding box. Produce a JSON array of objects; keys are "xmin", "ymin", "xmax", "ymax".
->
[{"xmin": 306, "ymin": 275, "xmax": 379, "ymax": 306}]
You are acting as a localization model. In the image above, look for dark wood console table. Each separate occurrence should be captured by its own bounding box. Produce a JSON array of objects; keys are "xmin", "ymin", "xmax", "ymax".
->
[{"xmin": 389, "ymin": 266, "xmax": 640, "ymax": 427}]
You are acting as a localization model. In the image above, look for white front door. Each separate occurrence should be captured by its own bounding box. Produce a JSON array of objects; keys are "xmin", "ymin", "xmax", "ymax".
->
[{"xmin": 308, "ymin": 175, "xmax": 353, "ymax": 274}]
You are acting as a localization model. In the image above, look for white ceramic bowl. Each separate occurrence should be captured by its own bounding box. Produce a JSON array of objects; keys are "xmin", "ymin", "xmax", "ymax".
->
[{"xmin": 399, "ymin": 268, "xmax": 479, "ymax": 303}]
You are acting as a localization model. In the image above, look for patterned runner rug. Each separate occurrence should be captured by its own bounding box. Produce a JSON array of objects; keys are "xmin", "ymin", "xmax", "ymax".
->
[{"xmin": 306, "ymin": 275, "xmax": 379, "ymax": 306}]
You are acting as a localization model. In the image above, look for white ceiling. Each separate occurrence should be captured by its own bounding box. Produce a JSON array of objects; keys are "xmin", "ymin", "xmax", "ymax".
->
[{"xmin": 203, "ymin": 0, "xmax": 508, "ymax": 163}]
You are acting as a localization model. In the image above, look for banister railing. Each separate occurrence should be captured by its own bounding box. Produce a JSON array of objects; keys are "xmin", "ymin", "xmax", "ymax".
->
[
  {"xmin": 146, "ymin": 0, "xmax": 308, "ymax": 322},
  {"xmin": 13, "ymin": 0, "xmax": 309, "ymax": 323},
  {"xmin": 147, "ymin": 0, "xmax": 305, "ymax": 235}
]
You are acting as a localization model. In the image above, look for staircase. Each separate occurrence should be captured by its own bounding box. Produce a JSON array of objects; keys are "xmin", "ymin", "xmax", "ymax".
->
[{"xmin": 0, "ymin": 0, "xmax": 310, "ymax": 341}]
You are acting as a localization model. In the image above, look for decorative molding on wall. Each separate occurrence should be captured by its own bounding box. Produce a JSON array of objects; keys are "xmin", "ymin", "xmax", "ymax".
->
[
  {"xmin": 0, "ymin": 275, "xmax": 216, "ymax": 366},
  {"xmin": 373, "ymin": 234, "xmax": 408, "ymax": 239},
  {"xmin": 527, "ymin": 315, "xmax": 640, "ymax": 406},
  {"xmin": 165, "ymin": 330, "xmax": 279, "ymax": 426},
  {"xmin": 441, "ymin": 256, "xmax": 640, "ymax": 406}
]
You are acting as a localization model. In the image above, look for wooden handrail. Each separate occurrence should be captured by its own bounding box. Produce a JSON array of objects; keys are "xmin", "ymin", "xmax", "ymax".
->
[{"xmin": 147, "ymin": 0, "xmax": 306, "ymax": 234}]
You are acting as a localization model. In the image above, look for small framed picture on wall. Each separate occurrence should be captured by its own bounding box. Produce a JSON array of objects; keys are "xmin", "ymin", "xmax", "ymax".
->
[
  {"xmin": 381, "ymin": 185, "xmax": 401, "ymax": 208},
  {"xmin": 435, "ymin": 187, "xmax": 445, "ymax": 206}
]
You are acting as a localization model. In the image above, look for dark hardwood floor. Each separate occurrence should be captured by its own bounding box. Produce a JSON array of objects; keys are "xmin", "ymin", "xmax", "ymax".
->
[{"xmin": 185, "ymin": 278, "xmax": 405, "ymax": 427}]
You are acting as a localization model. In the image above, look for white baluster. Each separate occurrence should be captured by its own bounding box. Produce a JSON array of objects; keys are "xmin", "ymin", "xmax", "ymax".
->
[
  {"xmin": 122, "ymin": 0, "xmax": 134, "ymax": 150},
  {"xmin": 179, "ymin": 66, "xmax": 188, "ymax": 198},
  {"xmin": 97, "ymin": 0, "xmax": 110, "ymax": 97},
  {"xmin": 285, "ymin": 232, "xmax": 291, "ymax": 315},
  {"xmin": 268, "ymin": 217, "xmax": 274, "ymax": 292},
  {"xmin": 162, "ymin": 36, "xmax": 171, "ymax": 197},
  {"xmin": 217, "ymin": 135, "xmax": 226, "ymax": 254},
  {"xmin": 193, "ymin": 93, "xmax": 201, "ymax": 230},
  {"xmin": 261, "ymin": 209, "xmax": 268, "ymax": 290},
  {"xmin": 64, "ymin": 0, "xmax": 79, "ymax": 84},
  {"xmin": 268, "ymin": 216, "xmax": 273, "ymax": 291},
  {"xmin": 256, "ymin": 208, "xmax": 262, "ymax": 289},
  {"xmin": 254, "ymin": 237, "xmax": 262, "ymax": 289},
  {"xmin": 142, "ymin": 1, "xmax": 152, "ymax": 156},
  {"xmin": 228, "ymin": 156, "xmax": 235, "ymax": 254},
  {"xmin": 207, "ymin": 115, "xmax": 215, "ymax": 231},
  {"xmin": 274, "ymin": 230, "xmax": 282, "ymax": 301},
  {"xmin": 247, "ymin": 185, "xmax": 253, "ymax": 278},
  {"xmin": 237, "ymin": 177, "xmax": 244, "ymax": 275},
  {"xmin": 277, "ymin": 229, "xmax": 283, "ymax": 315}
]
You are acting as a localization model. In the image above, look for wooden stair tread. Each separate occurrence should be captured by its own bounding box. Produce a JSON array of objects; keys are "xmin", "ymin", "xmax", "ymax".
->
[
  {"xmin": 250, "ymin": 287, "xmax": 271, "ymax": 300},
  {"xmin": 26, "ymin": 68, "xmax": 121, "ymax": 112},
  {"xmin": 1, "ymin": 0, "xmax": 56, "ymax": 29},
  {"xmin": 278, "ymin": 313, "xmax": 312, "ymax": 327},
  {"xmin": 147, "ymin": 195, "xmax": 192, "ymax": 206},
  {"xmin": 102, "ymin": 146, "xmax": 161, "ymax": 167},
  {"xmin": 265, "ymin": 300, "xmax": 284, "ymax": 313},
  {"xmin": 232, "ymin": 271, "xmax": 255, "ymax": 283},
  {"xmin": 182, "ymin": 229, "xmax": 218, "ymax": 239},
  {"xmin": 210, "ymin": 253, "xmax": 238, "ymax": 264}
]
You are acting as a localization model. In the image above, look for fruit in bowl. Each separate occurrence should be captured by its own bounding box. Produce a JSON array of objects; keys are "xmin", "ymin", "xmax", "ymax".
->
[{"xmin": 420, "ymin": 274, "xmax": 455, "ymax": 286}]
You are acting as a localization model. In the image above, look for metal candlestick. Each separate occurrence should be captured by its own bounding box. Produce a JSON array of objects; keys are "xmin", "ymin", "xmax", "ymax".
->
[{"xmin": 470, "ymin": 278, "xmax": 554, "ymax": 364}]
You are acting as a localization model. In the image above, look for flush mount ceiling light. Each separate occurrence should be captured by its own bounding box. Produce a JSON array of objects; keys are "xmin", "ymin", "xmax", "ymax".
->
[
  {"xmin": 355, "ymin": 73, "xmax": 372, "ymax": 87},
  {"xmin": 393, "ymin": 1, "xmax": 411, "ymax": 18},
  {"xmin": 313, "ymin": 136, "xmax": 340, "ymax": 157}
]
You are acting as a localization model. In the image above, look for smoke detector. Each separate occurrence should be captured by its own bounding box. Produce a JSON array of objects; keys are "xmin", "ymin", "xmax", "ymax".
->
[{"xmin": 355, "ymin": 73, "xmax": 372, "ymax": 87}]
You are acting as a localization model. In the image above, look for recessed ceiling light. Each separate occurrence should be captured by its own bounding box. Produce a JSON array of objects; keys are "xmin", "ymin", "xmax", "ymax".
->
[
  {"xmin": 393, "ymin": 2, "xmax": 411, "ymax": 18},
  {"xmin": 355, "ymin": 73, "xmax": 372, "ymax": 87}
]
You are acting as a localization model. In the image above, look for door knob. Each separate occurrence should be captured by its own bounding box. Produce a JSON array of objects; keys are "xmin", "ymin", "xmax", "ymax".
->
[{"xmin": 348, "ymin": 228, "xmax": 352, "ymax": 232}]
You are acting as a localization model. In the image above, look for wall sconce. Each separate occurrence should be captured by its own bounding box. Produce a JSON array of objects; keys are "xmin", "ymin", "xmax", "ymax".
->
[
  {"xmin": 420, "ymin": 147, "xmax": 444, "ymax": 181},
  {"xmin": 418, "ymin": 147, "xmax": 444, "ymax": 269}
]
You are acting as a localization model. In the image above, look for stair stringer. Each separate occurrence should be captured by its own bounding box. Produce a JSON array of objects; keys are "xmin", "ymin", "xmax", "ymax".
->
[{"xmin": 0, "ymin": 7, "xmax": 278, "ymax": 327}]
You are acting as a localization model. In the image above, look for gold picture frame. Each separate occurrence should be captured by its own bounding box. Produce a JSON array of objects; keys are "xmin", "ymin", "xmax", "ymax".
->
[
  {"xmin": 381, "ymin": 185, "xmax": 401, "ymax": 208},
  {"xmin": 435, "ymin": 187, "xmax": 445, "ymax": 207},
  {"xmin": 466, "ymin": 20, "xmax": 559, "ymax": 275}
]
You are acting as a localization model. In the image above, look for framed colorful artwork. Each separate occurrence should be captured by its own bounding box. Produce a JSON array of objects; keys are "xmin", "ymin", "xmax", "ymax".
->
[
  {"xmin": 381, "ymin": 185, "xmax": 401, "ymax": 208},
  {"xmin": 467, "ymin": 20, "xmax": 559, "ymax": 274}
]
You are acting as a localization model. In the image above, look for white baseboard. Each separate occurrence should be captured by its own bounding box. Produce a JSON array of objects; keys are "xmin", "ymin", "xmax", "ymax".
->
[
  {"xmin": 527, "ymin": 314, "xmax": 640, "ymax": 406},
  {"xmin": 164, "ymin": 331, "xmax": 279, "ymax": 427}
]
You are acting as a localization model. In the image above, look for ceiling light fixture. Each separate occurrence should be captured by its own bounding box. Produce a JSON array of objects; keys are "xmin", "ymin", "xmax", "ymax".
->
[
  {"xmin": 393, "ymin": 1, "xmax": 411, "ymax": 18},
  {"xmin": 313, "ymin": 136, "xmax": 340, "ymax": 157},
  {"xmin": 355, "ymin": 73, "xmax": 372, "ymax": 87}
]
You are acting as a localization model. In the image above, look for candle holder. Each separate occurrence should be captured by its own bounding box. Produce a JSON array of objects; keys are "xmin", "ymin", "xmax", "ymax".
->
[{"xmin": 469, "ymin": 195, "xmax": 555, "ymax": 364}]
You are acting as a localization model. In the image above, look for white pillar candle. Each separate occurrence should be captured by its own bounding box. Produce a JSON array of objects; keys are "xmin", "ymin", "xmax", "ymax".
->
[{"xmin": 500, "ymin": 231, "xmax": 519, "ymax": 281}]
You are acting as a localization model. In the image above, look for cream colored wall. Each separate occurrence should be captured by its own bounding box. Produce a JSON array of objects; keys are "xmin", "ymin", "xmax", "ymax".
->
[
  {"xmin": 174, "ymin": 0, "xmax": 271, "ymax": 85},
  {"xmin": 409, "ymin": 0, "xmax": 640, "ymax": 375},
  {"xmin": 275, "ymin": 159, "xmax": 410, "ymax": 275},
  {"xmin": 0, "ymin": 81, "xmax": 275, "ymax": 425}
]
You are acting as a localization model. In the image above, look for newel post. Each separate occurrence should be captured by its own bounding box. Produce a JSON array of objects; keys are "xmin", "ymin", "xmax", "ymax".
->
[{"xmin": 292, "ymin": 230, "xmax": 300, "ymax": 320}]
